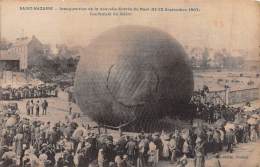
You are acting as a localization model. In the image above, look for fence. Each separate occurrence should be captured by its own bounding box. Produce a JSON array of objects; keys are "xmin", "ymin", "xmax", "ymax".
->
[
  {"xmin": 206, "ymin": 87, "xmax": 259, "ymax": 105},
  {"xmin": 229, "ymin": 88, "xmax": 259, "ymax": 105}
]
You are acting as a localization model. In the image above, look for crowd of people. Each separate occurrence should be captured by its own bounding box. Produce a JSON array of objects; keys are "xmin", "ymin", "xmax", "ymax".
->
[
  {"xmin": 0, "ymin": 101, "xmax": 259, "ymax": 167},
  {"xmin": 0, "ymin": 84, "xmax": 58, "ymax": 101},
  {"xmin": 191, "ymin": 87, "xmax": 243, "ymax": 124},
  {"xmin": 0, "ymin": 84, "xmax": 259, "ymax": 167},
  {"xmin": 191, "ymin": 100, "xmax": 240, "ymax": 124}
]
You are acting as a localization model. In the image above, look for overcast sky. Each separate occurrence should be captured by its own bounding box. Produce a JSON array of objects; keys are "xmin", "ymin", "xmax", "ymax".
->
[{"xmin": 1, "ymin": 0, "xmax": 259, "ymax": 59}]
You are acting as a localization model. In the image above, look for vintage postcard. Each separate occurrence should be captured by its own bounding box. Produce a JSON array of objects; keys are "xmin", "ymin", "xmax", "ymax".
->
[{"xmin": 0, "ymin": 0, "xmax": 259, "ymax": 167}]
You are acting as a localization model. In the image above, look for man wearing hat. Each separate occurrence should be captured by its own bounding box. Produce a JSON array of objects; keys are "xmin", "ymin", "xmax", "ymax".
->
[
  {"xmin": 30, "ymin": 100, "xmax": 34, "ymax": 115},
  {"xmin": 75, "ymin": 142, "xmax": 91, "ymax": 167},
  {"xmin": 0, "ymin": 130, "xmax": 9, "ymax": 146},
  {"xmin": 194, "ymin": 137, "xmax": 205, "ymax": 167},
  {"xmin": 22, "ymin": 149, "xmax": 32, "ymax": 167},
  {"xmin": 226, "ymin": 129, "xmax": 235, "ymax": 153},
  {"xmin": 63, "ymin": 149, "xmax": 75, "ymax": 167},
  {"xmin": 137, "ymin": 135, "xmax": 146, "ymax": 167},
  {"xmin": 0, "ymin": 145, "xmax": 9, "ymax": 161},
  {"xmin": 26, "ymin": 100, "xmax": 30, "ymax": 116},
  {"xmin": 125, "ymin": 137, "xmax": 137, "ymax": 164},
  {"xmin": 0, "ymin": 150, "xmax": 17, "ymax": 167},
  {"xmin": 169, "ymin": 135, "xmax": 177, "ymax": 164},
  {"xmin": 153, "ymin": 132, "xmax": 162, "ymax": 161},
  {"xmin": 161, "ymin": 134, "xmax": 170, "ymax": 160},
  {"xmin": 14, "ymin": 132, "xmax": 23, "ymax": 158},
  {"xmin": 98, "ymin": 148, "xmax": 108, "ymax": 167},
  {"xmin": 35, "ymin": 100, "xmax": 40, "ymax": 117},
  {"xmin": 42, "ymin": 99, "xmax": 48, "ymax": 115},
  {"xmin": 176, "ymin": 154, "xmax": 188, "ymax": 167}
]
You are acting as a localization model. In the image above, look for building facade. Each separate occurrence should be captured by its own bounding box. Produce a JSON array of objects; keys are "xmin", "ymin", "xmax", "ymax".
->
[{"xmin": 0, "ymin": 36, "xmax": 50, "ymax": 71}]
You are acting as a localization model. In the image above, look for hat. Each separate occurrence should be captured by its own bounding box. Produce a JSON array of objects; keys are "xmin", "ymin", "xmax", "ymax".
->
[
  {"xmin": 1, "ymin": 145, "xmax": 9, "ymax": 151},
  {"xmin": 154, "ymin": 132, "xmax": 160, "ymax": 136},
  {"xmin": 163, "ymin": 135, "xmax": 170, "ymax": 140},
  {"xmin": 39, "ymin": 153, "xmax": 48, "ymax": 161},
  {"xmin": 47, "ymin": 144, "xmax": 53, "ymax": 148},
  {"xmin": 109, "ymin": 162, "xmax": 115, "ymax": 167},
  {"xmin": 23, "ymin": 144, "xmax": 27, "ymax": 149},
  {"xmin": 41, "ymin": 143, "xmax": 47, "ymax": 147},
  {"xmin": 85, "ymin": 142, "xmax": 91, "ymax": 148},
  {"xmin": 24, "ymin": 149, "xmax": 31, "ymax": 156},
  {"xmin": 123, "ymin": 155, "xmax": 128, "ymax": 159},
  {"xmin": 196, "ymin": 137, "xmax": 202, "ymax": 143}
]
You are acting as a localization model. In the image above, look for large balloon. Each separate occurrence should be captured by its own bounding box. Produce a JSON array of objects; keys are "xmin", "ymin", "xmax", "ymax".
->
[{"xmin": 74, "ymin": 26, "xmax": 194, "ymax": 126}]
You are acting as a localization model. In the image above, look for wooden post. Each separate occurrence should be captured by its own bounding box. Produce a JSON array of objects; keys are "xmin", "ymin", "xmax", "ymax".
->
[
  {"xmin": 225, "ymin": 86, "xmax": 229, "ymax": 105},
  {"xmin": 104, "ymin": 126, "xmax": 107, "ymax": 134},
  {"xmin": 119, "ymin": 127, "xmax": 123, "ymax": 137},
  {"xmin": 97, "ymin": 125, "xmax": 101, "ymax": 135}
]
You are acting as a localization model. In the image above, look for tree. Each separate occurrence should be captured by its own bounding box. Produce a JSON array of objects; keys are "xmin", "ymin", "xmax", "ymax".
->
[
  {"xmin": 214, "ymin": 51, "xmax": 224, "ymax": 68},
  {"xmin": 201, "ymin": 48, "xmax": 211, "ymax": 68},
  {"xmin": 190, "ymin": 56, "xmax": 197, "ymax": 68}
]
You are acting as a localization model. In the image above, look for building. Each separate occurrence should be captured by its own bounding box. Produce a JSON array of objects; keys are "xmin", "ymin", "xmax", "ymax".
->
[
  {"xmin": 0, "ymin": 36, "xmax": 50, "ymax": 71},
  {"xmin": 0, "ymin": 49, "xmax": 20, "ymax": 71}
]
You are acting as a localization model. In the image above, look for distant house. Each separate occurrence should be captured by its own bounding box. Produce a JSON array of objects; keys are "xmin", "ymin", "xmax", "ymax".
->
[
  {"xmin": 244, "ymin": 59, "xmax": 260, "ymax": 71},
  {"xmin": 0, "ymin": 36, "xmax": 50, "ymax": 71},
  {"xmin": 0, "ymin": 49, "xmax": 20, "ymax": 71}
]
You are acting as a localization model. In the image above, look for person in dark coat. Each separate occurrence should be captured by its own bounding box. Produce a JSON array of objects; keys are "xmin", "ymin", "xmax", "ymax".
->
[
  {"xmin": 213, "ymin": 130, "xmax": 221, "ymax": 154},
  {"xmin": 63, "ymin": 150, "xmax": 75, "ymax": 167},
  {"xmin": 0, "ymin": 145, "xmax": 9, "ymax": 161},
  {"xmin": 56, "ymin": 156, "xmax": 64, "ymax": 167},
  {"xmin": 26, "ymin": 100, "xmax": 30, "ymax": 115},
  {"xmin": 30, "ymin": 100, "xmax": 34, "ymax": 115},
  {"xmin": 45, "ymin": 145, "xmax": 56, "ymax": 166},
  {"xmin": 194, "ymin": 137, "xmax": 206, "ymax": 167},
  {"xmin": 125, "ymin": 137, "xmax": 137, "ymax": 164},
  {"xmin": 226, "ymin": 129, "xmax": 235, "ymax": 153},
  {"xmin": 42, "ymin": 100, "xmax": 48, "ymax": 115},
  {"xmin": 36, "ymin": 101, "xmax": 40, "ymax": 117}
]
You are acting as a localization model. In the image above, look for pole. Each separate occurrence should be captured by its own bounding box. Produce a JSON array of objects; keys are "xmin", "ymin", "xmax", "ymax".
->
[
  {"xmin": 11, "ymin": 71, "xmax": 13, "ymax": 87},
  {"xmin": 119, "ymin": 127, "xmax": 123, "ymax": 137},
  {"xmin": 225, "ymin": 85, "xmax": 229, "ymax": 105}
]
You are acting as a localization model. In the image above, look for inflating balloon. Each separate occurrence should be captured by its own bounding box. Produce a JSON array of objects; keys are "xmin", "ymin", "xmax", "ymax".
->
[{"xmin": 74, "ymin": 25, "xmax": 194, "ymax": 126}]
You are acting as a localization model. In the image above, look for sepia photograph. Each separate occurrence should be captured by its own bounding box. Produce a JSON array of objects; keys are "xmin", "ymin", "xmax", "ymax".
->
[{"xmin": 0, "ymin": 0, "xmax": 259, "ymax": 167}]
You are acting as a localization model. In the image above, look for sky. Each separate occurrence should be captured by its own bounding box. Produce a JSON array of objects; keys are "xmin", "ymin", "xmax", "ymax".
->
[{"xmin": 1, "ymin": 0, "xmax": 260, "ymax": 59}]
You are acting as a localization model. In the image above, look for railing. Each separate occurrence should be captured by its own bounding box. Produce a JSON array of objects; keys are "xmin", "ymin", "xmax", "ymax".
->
[
  {"xmin": 195, "ymin": 87, "xmax": 259, "ymax": 105},
  {"xmin": 229, "ymin": 88, "xmax": 259, "ymax": 105}
]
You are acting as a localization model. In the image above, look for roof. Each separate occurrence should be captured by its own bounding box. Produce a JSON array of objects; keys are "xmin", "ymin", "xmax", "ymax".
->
[
  {"xmin": 12, "ymin": 37, "xmax": 31, "ymax": 47},
  {"xmin": 12, "ymin": 36, "xmax": 42, "ymax": 47}
]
